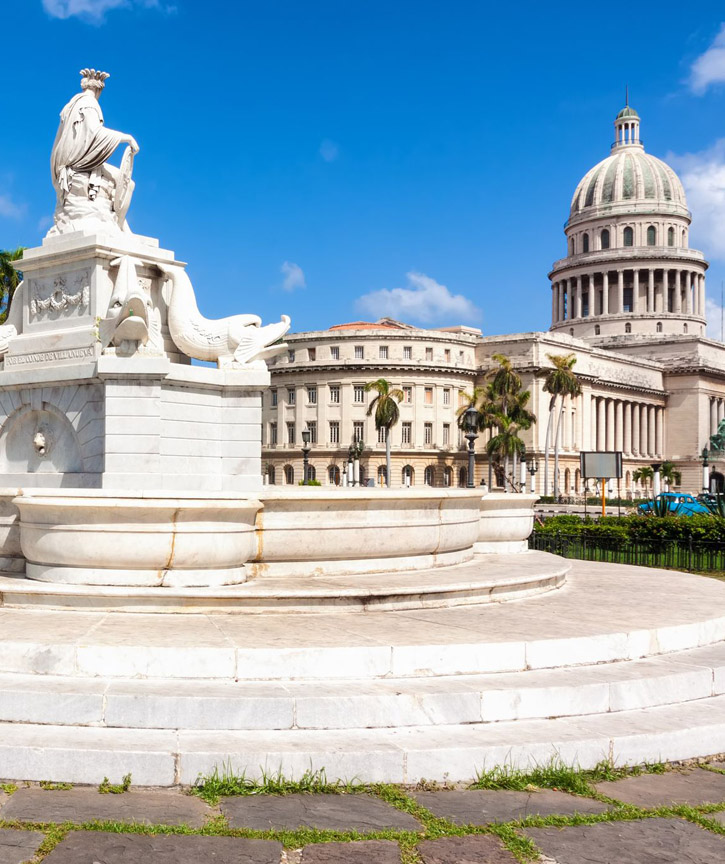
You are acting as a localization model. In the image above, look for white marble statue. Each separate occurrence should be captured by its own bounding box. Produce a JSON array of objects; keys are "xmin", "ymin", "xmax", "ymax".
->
[
  {"xmin": 48, "ymin": 69, "xmax": 139, "ymax": 237},
  {"xmin": 158, "ymin": 264, "xmax": 291, "ymax": 367}
]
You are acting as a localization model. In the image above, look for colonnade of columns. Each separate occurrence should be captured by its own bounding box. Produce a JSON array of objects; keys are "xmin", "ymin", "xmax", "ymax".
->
[
  {"xmin": 591, "ymin": 396, "xmax": 664, "ymax": 458},
  {"xmin": 710, "ymin": 397, "xmax": 725, "ymax": 435},
  {"xmin": 551, "ymin": 267, "xmax": 706, "ymax": 323}
]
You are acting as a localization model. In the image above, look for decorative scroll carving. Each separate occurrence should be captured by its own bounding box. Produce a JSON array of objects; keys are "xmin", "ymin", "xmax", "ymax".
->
[{"xmin": 29, "ymin": 272, "xmax": 90, "ymax": 318}]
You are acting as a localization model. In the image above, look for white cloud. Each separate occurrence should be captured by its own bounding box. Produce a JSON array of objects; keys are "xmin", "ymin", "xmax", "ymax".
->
[
  {"xmin": 281, "ymin": 261, "xmax": 306, "ymax": 292},
  {"xmin": 690, "ymin": 24, "xmax": 725, "ymax": 93},
  {"xmin": 355, "ymin": 271, "xmax": 481, "ymax": 325},
  {"xmin": 706, "ymin": 296, "xmax": 725, "ymax": 341},
  {"xmin": 319, "ymin": 139, "xmax": 339, "ymax": 163},
  {"xmin": 42, "ymin": 0, "xmax": 169, "ymax": 21},
  {"xmin": 668, "ymin": 141, "xmax": 725, "ymax": 260},
  {"xmin": 0, "ymin": 194, "xmax": 25, "ymax": 220}
]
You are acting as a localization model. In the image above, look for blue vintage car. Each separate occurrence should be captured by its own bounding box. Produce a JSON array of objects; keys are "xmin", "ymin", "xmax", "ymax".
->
[{"xmin": 637, "ymin": 493, "xmax": 710, "ymax": 516}]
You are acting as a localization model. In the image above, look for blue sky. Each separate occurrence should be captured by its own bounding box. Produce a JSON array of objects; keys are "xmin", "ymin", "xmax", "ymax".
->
[{"xmin": 4, "ymin": 2, "xmax": 725, "ymax": 338}]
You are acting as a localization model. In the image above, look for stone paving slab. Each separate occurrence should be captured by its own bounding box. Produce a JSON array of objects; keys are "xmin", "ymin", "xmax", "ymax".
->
[
  {"xmin": 417, "ymin": 835, "xmax": 518, "ymax": 863},
  {"xmin": 0, "ymin": 787, "xmax": 213, "ymax": 827},
  {"xmin": 526, "ymin": 818, "xmax": 725, "ymax": 863},
  {"xmin": 0, "ymin": 829, "xmax": 44, "ymax": 864},
  {"xmin": 412, "ymin": 789, "xmax": 609, "ymax": 824},
  {"xmin": 42, "ymin": 831, "xmax": 283, "ymax": 863},
  {"xmin": 593, "ymin": 768, "xmax": 725, "ymax": 806},
  {"xmin": 221, "ymin": 793, "xmax": 420, "ymax": 831},
  {"xmin": 300, "ymin": 839, "xmax": 401, "ymax": 862}
]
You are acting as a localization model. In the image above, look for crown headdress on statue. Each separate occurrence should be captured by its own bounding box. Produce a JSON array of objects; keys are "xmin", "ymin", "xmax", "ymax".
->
[{"xmin": 80, "ymin": 69, "xmax": 110, "ymax": 92}]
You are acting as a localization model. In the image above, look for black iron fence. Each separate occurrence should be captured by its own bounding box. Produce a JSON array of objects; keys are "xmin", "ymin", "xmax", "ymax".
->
[{"xmin": 529, "ymin": 531, "xmax": 725, "ymax": 573}]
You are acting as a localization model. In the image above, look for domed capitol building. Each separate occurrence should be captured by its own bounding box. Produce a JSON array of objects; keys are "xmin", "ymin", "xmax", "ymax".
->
[{"xmin": 262, "ymin": 104, "xmax": 725, "ymax": 494}]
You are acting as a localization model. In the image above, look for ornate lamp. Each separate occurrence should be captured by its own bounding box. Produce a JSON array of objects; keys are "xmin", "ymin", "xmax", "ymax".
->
[
  {"xmin": 301, "ymin": 428, "xmax": 311, "ymax": 485},
  {"xmin": 463, "ymin": 405, "xmax": 479, "ymax": 489}
]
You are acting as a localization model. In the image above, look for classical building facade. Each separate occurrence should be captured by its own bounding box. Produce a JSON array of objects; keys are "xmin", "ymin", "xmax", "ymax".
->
[{"xmin": 262, "ymin": 104, "xmax": 725, "ymax": 494}]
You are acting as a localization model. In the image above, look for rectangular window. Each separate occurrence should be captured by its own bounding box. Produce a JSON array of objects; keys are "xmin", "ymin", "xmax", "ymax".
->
[
  {"xmin": 424, "ymin": 387, "xmax": 433, "ymax": 405},
  {"xmin": 329, "ymin": 385, "xmax": 340, "ymax": 403},
  {"xmin": 269, "ymin": 422, "xmax": 278, "ymax": 445},
  {"xmin": 270, "ymin": 389, "xmax": 278, "ymax": 407},
  {"xmin": 444, "ymin": 349, "xmax": 451, "ymax": 362},
  {"xmin": 354, "ymin": 345, "xmax": 364, "ymax": 359},
  {"xmin": 307, "ymin": 386, "xmax": 317, "ymax": 405},
  {"xmin": 402, "ymin": 422, "xmax": 412, "ymax": 445},
  {"xmin": 442, "ymin": 423, "xmax": 450, "ymax": 445},
  {"xmin": 403, "ymin": 346, "xmax": 412, "ymax": 360},
  {"xmin": 287, "ymin": 388, "xmax": 296, "ymax": 405},
  {"xmin": 286, "ymin": 423, "xmax": 295, "ymax": 444},
  {"xmin": 377, "ymin": 425, "xmax": 386, "ymax": 444},
  {"xmin": 307, "ymin": 421, "xmax": 317, "ymax": 444},
  {"xmin": 403, "ymin": 386, "xmax": 413, "ymax": 404},
  {"xmin": 425, "ymin": 347, "xmax": 433, "ymax": 361},
  {"xmin": 353, "ymin": 421, "xmax": 364, "ymax": 442},
  {"xmin": 354, "ymin": 385, "xmax": 365, "ymax": 403},
  {"xmin": 308, "ymin": 347, "xmax": 316, "ymax": 361},
  {"xmin": 379, "ymin": 345, "xmax": 388, "ymax": 359},
  {"xmin": 330, "ymin": 346, "xmax": 340, "ymax": 360},
  {"xmin": 329, "ymin": 421, "xmax": 340, "ymax": 444},
  {"xmin": 443, "ymin": 388, "xmax": 450, "ymax": 406},
  {"xmin": 288, "ymin": 350, "xmax": 295, "ymax": 362},
  {"xmin": 424, "ymin": 422, "xmax": 433, "ymax": 445}
]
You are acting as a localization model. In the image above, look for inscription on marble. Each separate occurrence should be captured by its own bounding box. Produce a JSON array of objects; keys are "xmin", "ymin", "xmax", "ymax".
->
[
  {"xmin": 29, "ymin": 271, "xmax": 90, "ymax": 318},
  {"xmin": 5, "ymin": 346, "xmax": 97, "ymax": 366}
]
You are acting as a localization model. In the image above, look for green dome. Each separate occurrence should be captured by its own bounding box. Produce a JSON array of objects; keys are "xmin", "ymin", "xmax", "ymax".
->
[{"xmin": 616, "ymin": 105, "xmax": 640, "ymax": 119}]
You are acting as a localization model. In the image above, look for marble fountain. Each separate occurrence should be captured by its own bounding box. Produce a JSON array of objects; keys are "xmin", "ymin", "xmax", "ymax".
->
[{"xmin": 0, "ymin": 70, "xmax": 724, "ymax": 786}]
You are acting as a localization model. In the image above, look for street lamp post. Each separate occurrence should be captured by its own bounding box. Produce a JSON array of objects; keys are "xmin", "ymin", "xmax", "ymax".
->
[
  {"xmin": 528, "ymin": 457, "xmax": 539, "ymax": 494},
  {"xmin": 702, "ymin": 447, "xmax": 710, "ymax": 493},
  {"xmin": 301, "ymin": 428, "xmax": 311, "ymax": 485},
  {"xmin": 519, "ymin": 446, "xmax": 527, "ymax": 491},
  {"xmin": 463, "ymin": 404, "xmax": 479, "ymax": 489}
]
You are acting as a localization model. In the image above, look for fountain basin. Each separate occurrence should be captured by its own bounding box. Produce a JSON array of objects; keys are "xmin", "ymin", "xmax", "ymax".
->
[
  {"xmin": 475, "ymin": 492, "xmax": 539, "ymax": 553},
  {"xmin": 14, "ymin": 490, "xmax": 261, "ymax": 587}
]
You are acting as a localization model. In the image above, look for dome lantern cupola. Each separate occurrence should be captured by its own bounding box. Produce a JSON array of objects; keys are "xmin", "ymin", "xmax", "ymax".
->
[{"xmin": 613, "ymin": 101, "xmax": 641, "ymax": 150}]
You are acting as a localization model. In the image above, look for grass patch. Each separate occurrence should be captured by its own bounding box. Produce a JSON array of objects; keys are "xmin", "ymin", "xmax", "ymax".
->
[
  {"xmin": 0, "ymin": 783, "xmax": 17, "ymax": 795},
  {"xmin": 98, "ymin": 773, "xmax": 132, "ymax": 795},
  {"xmin": 39, "ymin": 781, "xmax": 73, "ymax": 791},
  {"xmin": 192, "ymin": 764, "xmax": 361, "ymax": 805}
]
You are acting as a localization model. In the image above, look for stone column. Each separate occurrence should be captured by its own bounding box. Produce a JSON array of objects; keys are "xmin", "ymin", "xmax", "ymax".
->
[
  {"xmin": 558, "ymin": 282, "xmax": 565, "ymax": 322},
  {"xmin": 614, "ymin": 400, "xmax": 623, "ymax": 452},
  {"xmin": 551, "ymin": 283, "xmax": 557, "ymax": 323},
  {"xmin": 648, "ymin": 269, "xmax": 654, "ymax": 313},
  {"xmin": 640, "ymin": 404, "xmax": 648, "ymax": 456},
  {"xmin": 633, "ymin": 269, "xmax": 639, "ymax": 313},
  {"xmin": 632, "ymin": 402, "xmax": 640, "ymax": 456},
  {"xmin": 711, "ymin": 397, "xmax": 718, "ymax": 436},
  {"xmin": 656, "ymin": 407, "xmax": 664, "ymax": 457},
  {"xmin": 602, "ymin": 272, "xmax": 609, "ymax": 315},
  {"xmin": 624, "ymin": 402, "xmax": 632, "ymax": 455},
  {"xmin": 674, "ymin": 270, "xmax": 682, "ymax": 313},
  {"xmin": 597, "ymin": 397, "xmax": 606, "ymax": 451},
  {"xmin": 648, "ymin": 405, "xmax": 656, "ymax": 456},
  {"xmin": 575, "ymin": 276, "xmax": 582, "ymax": 319},
  {"xmin": 617, "ymin": 270, "xmax": 624, "ymax": 314},
  {"xmin": 718, "ymin": 398, "xmax": 725, "ymax": 425},
  {"xmin": 659, "ymin": 269, "xmax": 667, "ymax": 313},
  {"xmin": 700, "ymin": 275, "xmax": 706, "ymax": 318},
  {"xmin": 606, "ymin": 399, "xmax": 615, "ymax": 450}
]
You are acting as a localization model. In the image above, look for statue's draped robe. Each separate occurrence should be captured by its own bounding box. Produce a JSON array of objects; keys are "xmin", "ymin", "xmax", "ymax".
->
[{"xmin": 50, "ymin": 92, "xmax": 125, "ymax": 203}]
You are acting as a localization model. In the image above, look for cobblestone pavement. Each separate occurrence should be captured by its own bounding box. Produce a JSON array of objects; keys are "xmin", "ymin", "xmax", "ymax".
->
[{"xmin": 1, "ymin": 763, "xmax": 725, "ymax": 862}]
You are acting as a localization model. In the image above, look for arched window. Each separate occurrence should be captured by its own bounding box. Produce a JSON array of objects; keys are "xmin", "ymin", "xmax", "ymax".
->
[
  {"xmin": 377, "ymin": 465, "xmax": 388, "ymax": 486},
  {"xmin": 307, "ymin": 465, "xmax": 316, "ymax": 482},
  {"xmin": 458, "ymin": 467, "xmax": 467, "ymax": 487},
  {"xmin": 575, "ymin": 468, "xmax": 581, "ymax": 494},
  {"xmin": 402, "ymin": 465, "xmax": 414, "ymax": 486},
  {"xmin": 284, "ymin": 464, "xmax": 294, "ymax": 485},
  {"xmin": 656, "ymin": 321, "xmax": 663, "ymax": 333},
  {"xmin": 569, "ymin": 237, "xmax": 575, "ymax": 255},
  {"xmin": 682, "ymin": 229, "xmax": 687, "ymax": 246},
  {"xmin": 647, "ymin": 225, "xmax": 656, "ymax": 246},
  {"xmin": 564, "ymin": 468, "xmax": 571, "ymax": 494},
  {"xmin": 623, "ymin": 226, "xmax": 633, "ymax": 247},
  {"xmin": 582, "ymin": 233, "xmax": 589, "ymax": 253},
  {"xmin": 267, "ymin": 466, "xmax": 276, "ymax": 485},
  {"xmin": 443, "ymin": 466, "xmax": 452, "ymax": 487},
  {"xmin": 625, "ymin": 323, "xmax": 632, "ymax": 334},
  {"xmin": 683, "ymin": 323, "xmax": 688, "ymax": 334},
  {"xmin": 667, "ymin": 227, "xmax": 674, "ymax": 247},
  {"xmin": 424, "ymin": 466, "xmax": 436, "ymax": 487},
  {"xmin": 600, "ymin": 229, "xmax": 610, "ymax": 249},
  {"xmin": 594, "ymin": 324, "xmax": 601, "ymax": 335},
  {"xmin": 328, "ymin": 465, "xmax": 340, "ymax": 486}
]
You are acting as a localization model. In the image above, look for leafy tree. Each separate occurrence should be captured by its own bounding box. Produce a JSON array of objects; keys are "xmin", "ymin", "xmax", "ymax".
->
[
  {"xmin": 486, "ymin": 414, "xmax": 525, "ymax": 486},
  {"xmin": 632, "ymin": 465, "xmax": 654, "ymax": 495},
  {"xmin": 661, "ymin": 461, "xmax": 681, "ymax": 490},
  {"xmin": 0, "ymin": 247, "xmax": 23, "ymax": 324},
  {"xmin": 365, "ymin": 378, "xmax": 404, "ymax": 488},
  {"xmin": 542, "ymin": 354, "xmax": 581, "ymax": 499}
]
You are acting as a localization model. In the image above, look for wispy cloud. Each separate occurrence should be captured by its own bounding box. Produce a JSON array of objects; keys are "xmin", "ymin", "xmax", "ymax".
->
[
  {"xmin": 668, "ymin": 141, "xmax": 725, "ymax": 260},
  {"xmin": 42, "ymin": 0, "xmax": 170, "ymax": 22},
  {"xmin": 356, "ymin": 271, "xmax": 481, "ymax": 325},
  {"xmin": 281, "ymin": 261, "xmax": 306, "ymax": 292},
  {"xmin": 0, "ymin": 193, "xmax": 25, "ymax": 221},
  {"xmin": 319, "ymin": 139, "xmax": 339, "ymax": 163},
  {"xmin": 690, "ymin": 23, "xmax": 725, "ymax": 93}
]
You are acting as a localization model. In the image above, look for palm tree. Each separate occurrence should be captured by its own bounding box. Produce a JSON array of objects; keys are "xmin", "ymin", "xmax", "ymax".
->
[
  {"xmin": 365, "ymin": 378, "xmax": 404, "ymax": 488},
  {"xmin": 542, "ymin": 354, "xmax": 581, "ymax": 499},
  {"xmin": 633, "ymin": 465, "xmax": 654, "ymax": 496},
  {"xmin": 485, "ymin": 355, "xmax": 535, "ymax": 490},
  {"xmin": 0, "ymin": 248, "xmax": 23, "ymax": 324},
  {"xmin": 505, "ymin": 388, "xmax": 536, "ymax": 489},
  {"xmin": 661, "ymin": 461, "xmax": 681, "ymax": 491},
  {"xmin": 487, "ymin": 353, "xmax": 521, "ymax": 418},
  {"xmin": 486, "ymin": 414, "xmax": 525, "ymax": 484}
]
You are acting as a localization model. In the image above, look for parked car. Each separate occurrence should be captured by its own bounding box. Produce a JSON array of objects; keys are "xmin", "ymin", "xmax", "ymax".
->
[{"xmin": 638, "ymin": 493, "xmax": 710, "ymax": 516}]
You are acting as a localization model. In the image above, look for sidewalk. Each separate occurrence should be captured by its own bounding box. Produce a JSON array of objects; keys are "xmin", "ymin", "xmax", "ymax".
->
[{"xmin": 1, "ymin": 760, "xmax": 725, "ymax": 862}]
